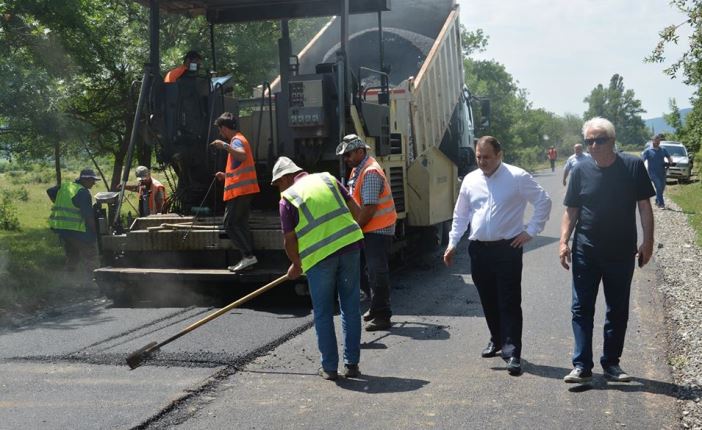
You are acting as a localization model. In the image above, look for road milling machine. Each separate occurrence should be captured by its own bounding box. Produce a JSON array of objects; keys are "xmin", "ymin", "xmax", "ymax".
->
[{"xmin": 94, "ymin": 0, "xmax": 488, "ymax": 303}]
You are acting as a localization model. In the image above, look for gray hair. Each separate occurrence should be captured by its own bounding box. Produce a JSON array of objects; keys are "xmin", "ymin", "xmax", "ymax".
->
[{"xmin": 582, "ymin": 117, "xmax": 616, "ymax": 139}]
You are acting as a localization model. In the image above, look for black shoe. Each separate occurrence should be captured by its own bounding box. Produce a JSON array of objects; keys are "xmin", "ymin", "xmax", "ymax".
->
[
  {"xmin": 318, "ymin": 368, "xmax": 338, "ymax": 381},
  {"xmin": 343, "ymin": 364, "xmax": 361, "ymax": 378},
  {"xmin": 365, "ymin": 318, "xmax": 391, "ymax": 331},
  {"xmin": 481, "ymin": 341, "xmax": 499, "ymax": 358},
  {"xmin": 506, "ymin": 357, "xmax": 521, "ymax": 375},
  {"xmin": 362, "ymin": 310, "xmax": 373, "ymax": 322},
  {"xmin": 563, "ymin": 367, "xmax": 593, "ymax": 383}
]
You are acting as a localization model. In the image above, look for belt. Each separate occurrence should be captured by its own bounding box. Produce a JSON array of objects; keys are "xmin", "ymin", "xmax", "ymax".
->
[{"xmin": 473, "ymin": 238, "xmax": 514, "ymax": 247}]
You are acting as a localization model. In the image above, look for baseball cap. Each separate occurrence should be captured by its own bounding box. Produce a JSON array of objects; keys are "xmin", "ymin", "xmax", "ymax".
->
[
  {"xmin": 78, "ymin": 168, "xmax": 100, "ymax": 180},
  {"xmin": 135, "ymin": 165, "xmax": 150, "ymax": 178},
  {"xmin": 335, "ymin": 134, "xmax": 370, "ymax": 155},
  {"xmin": 271, "ymin": 156, "xmax": 303, "ymax": 184}
]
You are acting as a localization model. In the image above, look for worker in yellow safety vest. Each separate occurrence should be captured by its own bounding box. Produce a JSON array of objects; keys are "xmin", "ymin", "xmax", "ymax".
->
[
  {"xmin": 337, "ymin": 134, "xmax": 398, "ymax": 331},
  {"xmin": 211, "ymin": 112, "xmax": 260, "ymax": 272},
  {"xmin": 46, "ymin": 168, "xmax": 99, "ymax": 282},
  {"xmin": 272, "ymin": 156, "xmax": 364, "ymax": 381}
]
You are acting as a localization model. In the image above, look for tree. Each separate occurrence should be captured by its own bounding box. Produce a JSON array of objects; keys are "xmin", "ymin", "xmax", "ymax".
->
[
  {"xmin": 583, "ymin": 74, "xmax": 649, "ymax": 147},
  {"xmin": 664, "ymin": 98, "xmax": 684, "ymax": 140},
  {"xmin": 647, "ymin": 1, "xmax": 699, "ymax": 155}
]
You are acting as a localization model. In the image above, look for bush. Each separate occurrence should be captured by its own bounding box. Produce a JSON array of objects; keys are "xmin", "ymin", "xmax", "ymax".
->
[
  {"xmin": 0, "ymin": 194, "xmax": 21, "ymax": 231},
  {"xmin": 1, "ymin": 187, "xmax": 30, "ymax": 202}
]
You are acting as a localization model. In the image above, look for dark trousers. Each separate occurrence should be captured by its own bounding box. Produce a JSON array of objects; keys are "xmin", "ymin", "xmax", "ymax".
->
[
  {"xmin": 361, "ymin": 233, "xmax": 393, "ymax": 320},
  {"xmin": 59, "ymin": 234, "xmax": 96, "ymax": 283},
  {"xmin": 468, "ymin": 240, "xmax": 523, "ymax": 359},
  {"xmin": 571, "ymin": 251, "xmax": 634, "ymax": 371},
  {"xmin": 549, "ymin": 159, "xmax": 556, "ymax": 172},
  {"xmin": 223, "ymin": 194, "xmax": 254, "ymax": 257}
]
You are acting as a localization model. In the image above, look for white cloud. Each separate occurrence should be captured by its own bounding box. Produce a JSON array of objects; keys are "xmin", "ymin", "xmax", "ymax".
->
[{"xmin": 459, "ymin": 0, "xmax": 695, "ymax": 117}]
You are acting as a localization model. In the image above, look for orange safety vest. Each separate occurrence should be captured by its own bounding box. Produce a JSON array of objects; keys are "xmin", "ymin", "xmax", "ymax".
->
[
  {"xmin": 223, "ymin": 132, "xmax": 260, "ymax": 201},
  {"xmin": 350, "ymin": 156, "xmax": 397, "ymax": 233},
  {"xmin": 138, "ymin": 178, "xmax": 166, "ymax": 214},
  {"xmin": 164, "ymin": 65, "xmax": 187, "ymax": 83},
  {"xmin": 547, "ymin": 148, "xmax": 557, "ymax": 160}
]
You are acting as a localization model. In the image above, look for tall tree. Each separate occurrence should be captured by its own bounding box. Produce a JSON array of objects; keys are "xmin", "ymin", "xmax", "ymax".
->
[
  {"xmin": 664, "ymin": 98, "xmax": 684, "ymax": 140},
  {"xmin": 583, "ymin": 74, "xmax": 649, "ymax": 147}
]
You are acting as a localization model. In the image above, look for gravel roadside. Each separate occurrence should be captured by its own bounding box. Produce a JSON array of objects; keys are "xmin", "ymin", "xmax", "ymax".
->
[{"xmin": 653, "ymin": 201, "xmax": 702, "ymax": 429}]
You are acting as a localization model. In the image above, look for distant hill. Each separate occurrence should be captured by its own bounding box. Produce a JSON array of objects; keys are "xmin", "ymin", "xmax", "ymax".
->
[{"xmin": 644, "ymin": 107, "xmax": 692, "ymax": 134}]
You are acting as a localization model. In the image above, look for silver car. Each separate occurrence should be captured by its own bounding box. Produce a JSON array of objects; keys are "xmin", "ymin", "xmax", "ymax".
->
[{"xmin": 660, "ymin": 141, "xmax": 692, "ymax": 182}]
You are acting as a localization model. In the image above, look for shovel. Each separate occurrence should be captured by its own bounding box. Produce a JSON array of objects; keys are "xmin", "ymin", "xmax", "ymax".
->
[{"xmin": 126, "ymin": 274, "xmax": 289, "ymax": 369}]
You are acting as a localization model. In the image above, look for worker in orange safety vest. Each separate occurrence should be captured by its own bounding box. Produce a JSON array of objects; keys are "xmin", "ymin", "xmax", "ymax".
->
[
  {"xmin": 119, "ymin": 166, "xmax": 166, "ymax": 216},
  {"xmin": 211, "ymin": 112, "xmax": 260, "ymax": 272},
  {"xmin": 164, "ymin": 50, "xmax": 202, "ymax": 83},
  {"xmin": 337, "ymin": 134, "xmax": 397, "ymax": 331}
]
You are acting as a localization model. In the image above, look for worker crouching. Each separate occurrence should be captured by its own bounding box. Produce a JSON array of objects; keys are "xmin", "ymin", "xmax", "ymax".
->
[
  {"xmin": 119, "ymin": 166, "xmax": 165, "ymax": 216},
  {"xmin": 272, "ymin": 156, "xmax": 364, "ymax": 381}
]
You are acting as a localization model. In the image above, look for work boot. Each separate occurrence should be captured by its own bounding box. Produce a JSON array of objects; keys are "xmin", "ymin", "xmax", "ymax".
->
[
  {"xmin": 228, "ymin": 255, "xmax": 258, "ymax": 272},
  {"xmin": 365, "ymin": 317, "xmax": 391, "ymax": 331}
]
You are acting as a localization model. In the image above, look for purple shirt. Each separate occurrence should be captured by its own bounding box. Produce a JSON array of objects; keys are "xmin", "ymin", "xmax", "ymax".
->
[{"xmin": 279, "ymin": 172, "xmax": 362, "ymax": 256}]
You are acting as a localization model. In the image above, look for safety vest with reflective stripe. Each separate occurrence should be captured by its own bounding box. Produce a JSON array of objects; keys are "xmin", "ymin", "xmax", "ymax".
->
[
  {"xmin": 349, "ymin": 157, "xmax": 397, "ymax": 233},
  {"xmin": 138, "ymin": 178, "xmax": 166, "ymax": 215},
  {"xmin": 282, "ymin": 173, "xmax": 364, "ymax": 272},
  {"xmin": 48, "ymin": 182, "xmax": 86, "ymax": 232},
  {"xmin": 223, "ymin": 132, "xmax": 260, "ymax": 201}
]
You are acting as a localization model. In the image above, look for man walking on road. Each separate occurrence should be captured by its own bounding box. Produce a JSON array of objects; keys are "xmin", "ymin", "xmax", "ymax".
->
[
  {"xmin": 272, "ymin": 156, "xmax": 364, "ymax": 381},
  {"xmin": 562, "ymin": 143, "xmax": 590, "ymax": 186},
  {"xmin": 547, "ymin": 146, "xmax": 558, "ymax": 172},
  {"xmin": 641, "ymin": 134, "xmax": 672, "ymax": 208},
  {"xmin": 47, "ymin": 168, "xmax": 100, "ymax": 284},
  {"xmin": 443, "ymin": 136, "xmax": 552, "ymax": 375},
  {"xmin": 336, "ymin": 134, "xmax": 397, "ymax": 332},
  {"xmin": 211, "ymin": 112, "xmax": 260, "ymax": 272},
  {"xmin": 560, "ymin": 117, "xmax": 655, "ymax": 384}
]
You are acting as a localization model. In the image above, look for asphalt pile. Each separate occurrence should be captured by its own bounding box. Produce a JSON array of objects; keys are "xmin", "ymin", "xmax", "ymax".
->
[{"xmin": 654, "ymin": 202, "xmax": 702, "ymax": 429}]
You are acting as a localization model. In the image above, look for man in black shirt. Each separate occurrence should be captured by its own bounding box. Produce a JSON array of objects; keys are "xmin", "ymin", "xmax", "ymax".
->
[{"xmin": 559, "ymin": 117, "xmax": 655, "ymax": 384}]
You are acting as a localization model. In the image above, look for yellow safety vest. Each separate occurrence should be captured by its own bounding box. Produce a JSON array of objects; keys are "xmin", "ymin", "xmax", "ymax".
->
[
  {"xmin": 48, "ymin": 182, "xmax": 87, "ymax": 232},
  {"xmin": 282, "ymin": 173, "xmax": 363, "ymax": 272}
]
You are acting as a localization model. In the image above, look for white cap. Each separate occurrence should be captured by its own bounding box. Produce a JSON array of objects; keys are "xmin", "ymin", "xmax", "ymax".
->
[
  {"xmin": 135, "ymin": 166, "xmax": 150, "ymax": 178},
  {"xmin": 271, "ymin": 156, "xmax": 303, "ymax": 184}
]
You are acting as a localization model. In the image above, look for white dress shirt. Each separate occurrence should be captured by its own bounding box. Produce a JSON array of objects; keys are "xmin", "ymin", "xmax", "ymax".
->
[{"xmin": 448, "ymin": 162, "xmax": 552, "ymax": 248}]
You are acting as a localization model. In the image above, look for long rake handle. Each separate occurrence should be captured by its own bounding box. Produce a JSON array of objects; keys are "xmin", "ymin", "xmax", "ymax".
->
[{"xmin": 155, "ymin": 274, "xmax": 289, "ymax": 349}]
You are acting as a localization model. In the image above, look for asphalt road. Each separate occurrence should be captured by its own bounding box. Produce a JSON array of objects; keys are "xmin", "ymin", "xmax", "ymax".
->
[{"xmin": 0, "ymin": 167, "xmax": 679, "ymax": 429}]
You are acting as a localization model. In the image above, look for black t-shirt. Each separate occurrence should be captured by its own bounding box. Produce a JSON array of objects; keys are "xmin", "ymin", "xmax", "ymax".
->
[{"xmin": 564, "ymin": 153, "xmax": 654, "ymax": 259}]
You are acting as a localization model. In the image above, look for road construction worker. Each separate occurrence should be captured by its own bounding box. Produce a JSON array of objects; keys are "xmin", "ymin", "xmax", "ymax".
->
[
  {"xmin": 164, "ymin": 50, "xmax": 202, "ymax": 83},
  {"xmin": 547, "ymin": 146, "xmax": 558, "ymax": 172},
  {"xmin": 211, "ymin": 112, "xmax": 260, "ymax": 272},
  {"xmin": 271, "ymin": 156, "xmax": 364, "ymax": 381},
  {"xmin": 336, "ymin": 134, "xmax": 397, "ymax": 331},
  {"xmin": 119, "ymin": 166, "xmax": 165, "ymax": 216},
  {"xmin": 46, "ymin": 168, "xmax": 99, "ymax": 282}
]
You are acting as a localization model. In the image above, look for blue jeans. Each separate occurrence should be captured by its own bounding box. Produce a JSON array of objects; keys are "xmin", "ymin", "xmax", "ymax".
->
[
  {"xmin": 305, "ymin": 249, "xmax": 361, "ymax": 371},
  {"xmin": 650, "ymin": 174, "xmax": 666, "ymax": 207},
  {"xmin": 571, "ymin": 250, "xmax": 635, "ymax": 371}
]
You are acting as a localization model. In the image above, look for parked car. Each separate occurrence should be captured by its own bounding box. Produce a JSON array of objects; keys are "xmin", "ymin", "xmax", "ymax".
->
[{"xmin": 644, "ymin": 140, "xmax": 693, "ymax": 182}]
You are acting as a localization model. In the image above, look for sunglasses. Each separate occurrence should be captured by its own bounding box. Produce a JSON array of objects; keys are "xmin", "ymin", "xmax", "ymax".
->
[{"xmin": 583, "ymin": 137, "xmax": 611, "ymax": 146}]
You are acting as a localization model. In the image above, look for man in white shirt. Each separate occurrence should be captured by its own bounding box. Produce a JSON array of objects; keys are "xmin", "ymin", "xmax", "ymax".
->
[
  {"xmin": 443, "ymin": 136, "xmax": 552, "ymax": 375},
  {"xmin": 562, "ymin": 143, "xmax": 591, "ymax": 186}
]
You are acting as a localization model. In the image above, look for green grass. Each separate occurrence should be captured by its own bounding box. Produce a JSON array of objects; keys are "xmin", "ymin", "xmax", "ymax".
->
[
  {"xmin": 0, "ymin": 164, "xmax": 167, "ymax": 318},
  {"xmin": 668, "ymin": 179, "xmax": 702, "ymax": 246}
]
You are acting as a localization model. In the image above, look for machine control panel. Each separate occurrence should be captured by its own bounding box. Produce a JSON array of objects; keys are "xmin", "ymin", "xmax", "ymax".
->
[{"xmin": 288, "ymin": 79, "xmax": 326, "ymax": 128}]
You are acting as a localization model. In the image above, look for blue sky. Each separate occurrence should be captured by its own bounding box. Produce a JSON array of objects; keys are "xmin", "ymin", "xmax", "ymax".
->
[{"xmin": 459, "ymin": 0, "xmax": 695, "ymax": 118}]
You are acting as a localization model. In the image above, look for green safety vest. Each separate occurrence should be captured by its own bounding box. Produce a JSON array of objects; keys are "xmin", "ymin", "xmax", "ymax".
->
[
  {"xmin": 282, "ymin": 173, "xmax": 363, "ymax": 272},
  {"xmin": 48, "ymin": 182, "xmax": 87, "ymax": 232}
]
